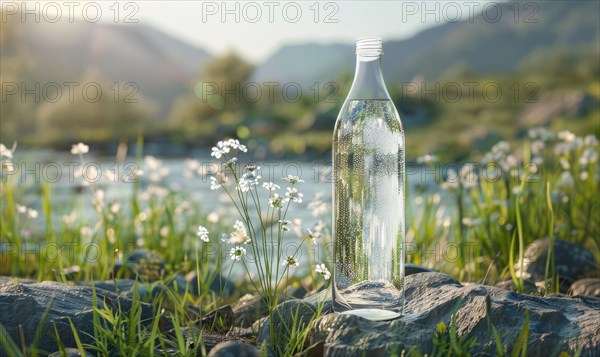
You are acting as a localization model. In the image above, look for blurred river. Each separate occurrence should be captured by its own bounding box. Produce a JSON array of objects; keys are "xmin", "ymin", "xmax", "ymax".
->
[{"xmin": 8, "ymin": 149, "xmax": 443, "ymax": 236}]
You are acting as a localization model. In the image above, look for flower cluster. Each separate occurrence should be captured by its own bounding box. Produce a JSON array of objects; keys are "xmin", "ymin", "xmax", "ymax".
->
[
  {"xmin": 239, "ymin": 170, "xmax": 262, "ymax": 192},
  {"xmin": 210, "ymin": 174, "xmax": 227, "ymax": 190},
  {"xmin": 442, "ymin": 163, "xmax": 478, "ymax": 191},
  {"xmin": 1, "ymin": 143, "xmax": 14, "ymax": 159},
  {"xmin": 230, "ymin": 246, "xmax": 247, "ymax": 261},
  {"xmin": 282, "ymin": 256, "xmax": 299, "ymax": 267},
  {"xmin": 308, "ymin": 193, "xmax": 328, "ymax": 217},
  {"xmin": 482, "ymin": 141, "xmax": 519, "ymax": 174},
  {"xmin": 16, "ymin": 204, "xmax": 38, "ymax": 219},
  {"xmin": 315, "ymin": 263, "xmax": 331, "ymax": 280},
  {"xmin": 552, "ymin": 130, "xmax": 599, "ymax": 188},
  {"xmin": 307, "ymin": 220, "xmax": 326, "ymax": 245},
  {"xmin": 1, "ymin": 143, "xmax": 16, "ymax": 179},
  {"xmin": 229, "ymin": 220, "xmax": 251, "ymax": 244},
  {"xmin": 70, "ymin": 142, "xmax": 89, "ymax": 155},
  {"xmin": 211, "ymin": 139, "xmax": 247, "ymax": 159},
  {"xmin": 197, "ymin": 225, "xmax": 210, "ymax": 242}
]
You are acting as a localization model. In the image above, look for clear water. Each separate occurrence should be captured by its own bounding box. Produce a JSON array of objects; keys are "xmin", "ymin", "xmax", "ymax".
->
[{"xmin": 332, "ymin": 99, "xmax": 405, "ymax": 316}]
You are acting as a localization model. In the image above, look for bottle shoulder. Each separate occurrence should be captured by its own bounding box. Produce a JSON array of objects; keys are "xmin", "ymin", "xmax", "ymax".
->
[{"xmin": 334, "ymin": 99, "xmax": 404, "ymax": 129}]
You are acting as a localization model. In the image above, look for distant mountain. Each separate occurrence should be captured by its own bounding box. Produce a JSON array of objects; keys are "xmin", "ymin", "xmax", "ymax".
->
[
  {"xmin": 5, "ymin": 0, "xmax": 599, "ymax": 122},
  {"xmin": 16, "ymin": 20, "xmax": 211, "ymax": 116},
  {"xmin": 252, "ymin": 43, "xmax": 354, "ymax": 86},
  {"xmin": 253, "ymin": 0, "xmax": 600, "ymax": 86}
]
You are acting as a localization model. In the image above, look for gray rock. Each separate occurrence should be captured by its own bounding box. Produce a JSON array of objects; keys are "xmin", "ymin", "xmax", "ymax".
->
[
  {"xmin": 207, "ymin": 341, "xmax": 259, "ymax": 357},
  {"xmin": 299, "ymin": 272, "xmax": 600, "ymax": 356},
  {"xmin": 111, "ymin": 249, "xmax": 166, "ymax": 282},
  {"xmin": 294, "ymin": 341, "xmax": 324, "ymax": 357},
  {"xmin": 232, "ymin": 294, "xmax": 269, "ymax": 327},
  {"xmin": 515, "ymin": 238, "xmax": 598, "ymax": 291},
  {"xmin": 495, "ymin": 278, "xmax": 539, "ymax": 295},
  {"xmin": 183, "ymin": 271, "xmax": 235, "ymax": 297},
  {"xmin": 0, "ymin": 280, "xmax": 154, "ymax": 355},
  {"xmin": 570, "ymin": 278, "xmax": 600, "ymax": 297},
  {"xmin": 48, "ymin": 348, "xmax": 93, "ymax": 356},
  {"xmin": 199, "ymin": 305, "xmax": 234, "ymax": 333},
  {"xmin": 257, "ymin": 300, "xmax": 318, "ymax": 355},
  {"xmin": 405, "ymin": 263, "xmax": 436, "ymax": 276}
]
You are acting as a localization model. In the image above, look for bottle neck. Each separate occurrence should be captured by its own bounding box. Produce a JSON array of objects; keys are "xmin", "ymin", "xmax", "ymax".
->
[{"xmin": 346, "ymin": 54, "xmax": 391, "ymax": 101}]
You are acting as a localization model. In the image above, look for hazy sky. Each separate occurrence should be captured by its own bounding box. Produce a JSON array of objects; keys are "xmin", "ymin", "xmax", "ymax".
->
[
  {"xmin": 11, "ymin": 0, "xmax": 497, "ymax": 63},
  {"xmin": 137, "ymin": 1, "xmax": 496, "ymax": 63}
]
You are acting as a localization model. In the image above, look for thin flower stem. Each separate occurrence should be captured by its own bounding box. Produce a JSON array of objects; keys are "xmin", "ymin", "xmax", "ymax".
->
[
  {"xmin": 250, "ymin": 187, "xmax": 270, "ymax": 283},
  {"xmin": 222, "ymin": 162, "xmax": 269, "ymax": 293},
  {"xmin": 274, "ymin": 197, "xmax": 293, "ymax": 293}
]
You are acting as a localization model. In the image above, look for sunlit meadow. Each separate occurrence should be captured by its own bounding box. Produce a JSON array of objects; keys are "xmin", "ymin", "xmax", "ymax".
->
[{"xmin": 0, "ymin": 127, "xmax": 598, "ymax": 355}]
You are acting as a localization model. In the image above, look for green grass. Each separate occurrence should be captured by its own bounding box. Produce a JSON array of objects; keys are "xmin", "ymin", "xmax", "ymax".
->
[{"xmin": 1, "ymin": 127, "xmax": 598, "ymax": 356}]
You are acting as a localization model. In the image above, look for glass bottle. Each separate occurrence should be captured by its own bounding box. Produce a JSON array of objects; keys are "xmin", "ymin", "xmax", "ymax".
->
[{"xmin": 332, "ymin": 37, "xmax": 405, "ymax": 321}]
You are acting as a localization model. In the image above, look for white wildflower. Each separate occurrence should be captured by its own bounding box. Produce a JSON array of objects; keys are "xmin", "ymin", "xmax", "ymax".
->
[
  {"xmin": 160, "ymin": 226, "xmax": 170, "ymax": 238},
  {"xmin": 499, "ymin": 155, "xmax": 518, "ymax": 173},
  {"xmin": 493, "ymin": 141, "xmax": 510, "ymax": 154},
  {"xmin": 308, "ymin": 227, "xmax": 322, "ymax": 245},
  {"xmin": 230, "ymin": 220, "xmax": 250, "ymax": 244},
  {"xmin": 62, "ymin": 211, "xmax": 77, "ymax": 226},
  {"xmin": 441, "ymin": 168, "xmax": 459, "ymax": 191},
  {"xmin": 557, "ymin": 171, "xmax": 574, "ymax": 188},
  {"xmin": 282, "ymin": 256, "xmax": 299, "ymax": 267},
  {"xmin": 80, "ymin": 226, "xmax": 93, "ymax": 237},
  {"xmin": 279, "ymin": 219, "xmax": 291, "ymax": 232},
  {"xmin": 227, "ymin": 139, "xmax": 247, "ymax": 152},
  {"xmin": 238, "ymin": 172, "xmax": 261, "ymax": 192},
  {"xmin": 308, "ymin": 194, "xmax": 328, "ymax": 217},
  {"xmin": 110, "ymin": 203, "xmax": 121, "ymax": 214},
  {"xmin": 207, "ymin": 212, "xmax": 219, "ymax": 223},
  {"xmin": 416, "ymin": 154, "xmax": 438, "ymax": 164},
  {"xmin": 197, "ymin": 225, "xmax": 210, "ymax": 242},
  {"xmin": 459, "ymin": 163, "xmax": 478, "ymax": 189},
  {"xmin": 558, "ymin": 131, "xmax": 576, "ymax": 143},
  {"xmin": 262, "ymin": 182, "xmax": 280, "ymax": 191},
  {"xmin": 285, "ymin": 187, "xmax": 303, "ymax": 203},
  {"xmin": 461, "ymin": 217, "xmax": 480, "ymax": 228},
  {"xmin": 584, "ymin": 135, "xmax": 598, "ymax": 147},
  {"xmin": 107, "ymin": 228, "xmax": 117, "ymax": 244},
  {"xmin": 16, "ymin": 204, "xmax": 27, "ymax": 214},
  {"xmin": 530, "ymin": 140, "xmax": 545, "ymax": 155},
  {"xmin": 282, "ymin": 175, "xmax": 304, "ymax": 184},
  {"xmin": 268, "ymin": 194, "xmax": 283, "ymax": 208},
  {"xmin": 210, "ymin": 176, "xmax": 225, "ymax": 190},
  {"xmin": 92, "ymin": 190, "xmax": 105, "ymax": 209},
  {"xmin": 70, "ymin": 142, "xmax": 89, "ymax": 155},
  {"xmin": 580, "ymin": 149, "xmax": 598, "ymax": 166},
  {"xmin": 144, "ymin": 156, "xmax": 162, "ymax": 170},
  {"xmin": 315, "ymin": 263, "xmax": 331, "ymax": 280},
  {"xmin": 175, "ymin": 201, "xmax": 191, "ymax": 215},
  {"xmin": 230, "ymin": 246, "xmax": 246, "ymax": 261},
  {"xmin": 211, "ymin": 146, "xmax": 224, "ymax": 159},
  {"xmin": 0, "ymin": 144, "xmax": 13, "ymax": 159},
  {"xmin": 27, "ymin": 208, "xmax": 38, "ymax": 219},
  {"xmin": 528, "ymin": 127, "xmax": 555, "ymax": 141}
]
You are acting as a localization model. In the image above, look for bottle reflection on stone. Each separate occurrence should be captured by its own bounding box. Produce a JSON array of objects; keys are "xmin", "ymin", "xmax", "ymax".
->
[{"xmin": 332, "ymin": 37, "xmax": 405, "ymax": 321}]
